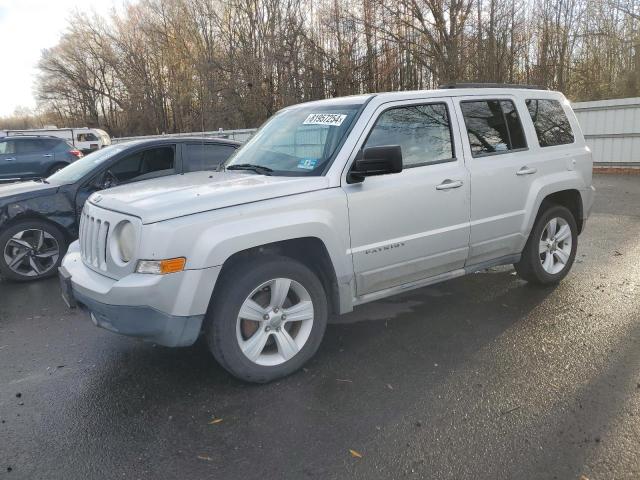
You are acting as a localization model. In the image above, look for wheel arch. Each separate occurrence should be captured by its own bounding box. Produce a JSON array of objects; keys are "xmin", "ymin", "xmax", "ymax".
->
[
  {"xmin": 528, "ymin": 189, "xmax": 584, "ymax": 236},
  {"xmin": 0, "ymin": 212, "xmax": 73, "ymax": 243},
  {"xmin": 523, "ymin": 178, "xmax": 586, "ymax": 240},
  {"xmin": 539, "ymin": 189, "xmax": 584, "ymax": 233},
  {"xmin": 210, "ymin": 237, "xmax": 343, "ymax": 321}
]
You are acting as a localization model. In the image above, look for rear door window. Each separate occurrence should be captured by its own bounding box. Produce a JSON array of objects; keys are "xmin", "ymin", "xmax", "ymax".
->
[
  {"xmin": 16, "ymin": 139, "xmax": 47, "ymax": 154},
  {"xmin": 460, "ymin": 100, "xmax": 527, "ymax": 156},
  {"xmin": 525, "ymin": 99, "xmax": 575, "ymax": 147},
  {"xmin": 184, "ymin": 143, "xmax": 237, "ymax": 172}
]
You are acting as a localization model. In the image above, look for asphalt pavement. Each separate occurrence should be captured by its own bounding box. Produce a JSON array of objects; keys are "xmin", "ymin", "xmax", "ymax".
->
[{"xmin": 1, "ymin": 174, "xmax": 639, "ymax": 479}]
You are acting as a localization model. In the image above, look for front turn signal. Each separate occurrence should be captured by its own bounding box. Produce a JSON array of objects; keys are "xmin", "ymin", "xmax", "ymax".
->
[{"xmin": 136, "ymin": 257, "xmax": 186, "ymax": 275}]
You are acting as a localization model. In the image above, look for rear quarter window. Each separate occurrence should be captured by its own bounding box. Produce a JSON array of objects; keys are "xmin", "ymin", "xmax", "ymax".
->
[
  {"xmin": 41, "ymin": 139, "xmax": 63, "ymax": 150},
  {"xmin": 525, "ymin": 99, "xmax": 575, "ymax": 147}
]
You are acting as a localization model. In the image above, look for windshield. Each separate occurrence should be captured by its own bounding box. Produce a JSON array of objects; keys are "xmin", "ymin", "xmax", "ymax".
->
[
  {"xmin": 224, "ymin": 103, "xmax": 362, "ymax": 176},
  {"xmin": 47, "ymin": 144, "xmax": 126, "ymax": 183}
]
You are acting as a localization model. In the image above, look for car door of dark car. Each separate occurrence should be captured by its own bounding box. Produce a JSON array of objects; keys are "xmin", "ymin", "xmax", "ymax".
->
[
  {"xmin": 0, "ymin": 139, "xmax": 19, "ymax": 180},
  {"xmin": 182, "ymin": 143, "xmax": 237, "ymax": 173},
  {"xmin": 74, "ymin": 145, "xmax": 178, "ymax": 220},
  {"xmin": 15, "ymin": 139, "xmax": 52, "ymax": 178}
]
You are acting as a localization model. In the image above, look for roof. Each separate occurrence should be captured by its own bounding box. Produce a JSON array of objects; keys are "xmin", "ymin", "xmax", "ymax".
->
[
  {"xmin": 114, "ymin": 136, "xmax": 241, "ymax": 148},
  {"xmin": 439, "ymin": 82, "xmax": 547, "ymax": 90},
  {"xmin": 1, "ymin": 135, "xmax": 62, "ymax": 140},
  {"xmin": 288, "ymin": 85, "xmax": 561, "ymax": 109}
]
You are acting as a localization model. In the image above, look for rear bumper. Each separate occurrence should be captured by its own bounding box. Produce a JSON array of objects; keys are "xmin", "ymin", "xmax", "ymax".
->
[
  {"xmin": 60, "ymin": 241, "xmax": 220, "ymax": 347},
  {"xmin": 580, "ymin": 185, "xmax": 596, "ymax": 232}
]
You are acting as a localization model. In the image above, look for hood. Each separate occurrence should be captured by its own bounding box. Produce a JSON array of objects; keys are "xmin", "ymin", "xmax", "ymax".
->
[
  {"xmin": 89, "ymin": 171, "xmax": 330, "ymax": 224},
  {"xmin": 0, "ymin": 180, "xmax": 59, "ymax": 203}
]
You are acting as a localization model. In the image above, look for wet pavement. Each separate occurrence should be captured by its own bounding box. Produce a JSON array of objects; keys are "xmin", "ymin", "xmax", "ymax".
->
[{"xmin": 1, "ymin": 174, "xmax": 639, "ymax": 479}]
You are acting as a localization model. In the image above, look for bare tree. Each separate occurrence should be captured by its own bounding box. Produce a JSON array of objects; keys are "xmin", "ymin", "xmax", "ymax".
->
[{"xmin": 2, "ymin": 0, "xmax": 633, "ymax": 135}]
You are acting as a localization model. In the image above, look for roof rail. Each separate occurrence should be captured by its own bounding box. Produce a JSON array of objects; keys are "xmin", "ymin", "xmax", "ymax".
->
[
  {"xmin": 439, "ymin": 82, "xmax": 547, "ymax": 90},
  {"xmin": 6, "ymin": 134, "xmax": 60, "ymax": 139}
]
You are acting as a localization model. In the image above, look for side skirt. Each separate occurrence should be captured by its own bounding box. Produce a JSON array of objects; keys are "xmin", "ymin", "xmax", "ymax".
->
[{"xmin": 351, "ymin": 253, "xmax": 521, "ymax": 308}]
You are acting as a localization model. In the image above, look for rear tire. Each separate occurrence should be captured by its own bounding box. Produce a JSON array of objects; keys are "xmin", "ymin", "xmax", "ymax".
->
[
  {"xmin": 0, "ymin": 220, "xmax": 67, "ymax": 282},
  {"xmin": 514, "ymin": 205, "xmax": 577, "ymax": 285},
  {"xmin": 205, "ymin": 256, "xmax": 328, "ymax": 383}
]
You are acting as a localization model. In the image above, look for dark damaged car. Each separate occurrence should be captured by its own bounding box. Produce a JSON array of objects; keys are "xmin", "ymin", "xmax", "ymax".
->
[{"xmin": 0, "ymin": 137, "xmax": 240, "ymax": 281}]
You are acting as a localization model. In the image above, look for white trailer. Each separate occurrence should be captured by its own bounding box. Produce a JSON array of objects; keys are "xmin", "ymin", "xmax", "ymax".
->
[{"xmin": 0, "ymin": 127, "xmax": 111, "ymax": 153}]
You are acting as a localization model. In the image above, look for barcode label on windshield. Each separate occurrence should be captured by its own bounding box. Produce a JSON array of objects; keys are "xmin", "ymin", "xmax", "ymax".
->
[{"xmin": 303, "ymin": 113, "xmax": 347, "ymax": 126}]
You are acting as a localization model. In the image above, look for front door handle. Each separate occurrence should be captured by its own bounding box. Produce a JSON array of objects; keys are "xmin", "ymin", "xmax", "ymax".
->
[
  {"xmin": 5, "ymin": 157, "xmax": 16, "ymax": 162},
  {"xmin": 516, "ymin": 166, "xmax": 537, "ymax": 176},
  {"xmin": 43, "ymin": 154, "xmax": 53, "ymax": 158},
  {"xmin": 436, "ymin": 179, "xmax": 464, "ymax": 190}
]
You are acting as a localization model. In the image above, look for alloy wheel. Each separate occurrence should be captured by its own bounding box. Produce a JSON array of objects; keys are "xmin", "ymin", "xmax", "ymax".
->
[
  {"xmin": 236, "ymin": 278, "xmax": 314, "ymax": 366},
  {"xmin": 538, "ymin": 217, "xmax": 572, "ymax": 275},
  {"xmin": 3, "ymin": 229, "xmax": 60, "ymax": 277}
]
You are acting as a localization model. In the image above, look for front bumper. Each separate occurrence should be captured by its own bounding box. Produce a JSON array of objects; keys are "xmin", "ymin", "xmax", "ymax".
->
[{"xmin": 60, "ymin": 241, "xmax": 221, "ymax": 347}]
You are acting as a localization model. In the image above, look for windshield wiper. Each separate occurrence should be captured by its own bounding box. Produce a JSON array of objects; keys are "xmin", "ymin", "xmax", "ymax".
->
[
  {"xmin": 34, "ymin": 178, "xmax": 50, "ymax": 184},
  {"xmin": 226, "ymin": 164, "xmax": 274, "ymax": 176}
]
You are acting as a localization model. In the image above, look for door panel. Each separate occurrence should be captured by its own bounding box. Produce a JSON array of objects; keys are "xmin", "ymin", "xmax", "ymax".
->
[
  {"xmin": 0, "ymin": 140, "xmax": 19, "ymax": 179},
  {"xmin": 454, "ymin": 96, "xmax": 537, "ymax": 265},
  {"xmin": 15, "ymin": 139, "xmax": 49, "ymax": 178},
  {"xmin": 343, "ymin": 98, "xmax": 471, "ymax": 297}
]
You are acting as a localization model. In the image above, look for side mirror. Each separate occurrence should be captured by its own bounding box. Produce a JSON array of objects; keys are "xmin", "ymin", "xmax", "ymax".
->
[{"xmin": 347, "ymin": 145, "xmax": 403, "ymax": 183}]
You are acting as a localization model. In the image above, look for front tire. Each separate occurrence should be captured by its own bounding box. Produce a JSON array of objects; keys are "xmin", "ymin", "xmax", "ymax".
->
[
  {"xmin": 205, "ymin": 256, "xmax": 328, "ymax": 383},
  {"xmin": 514, "ymin": 205, "xmax": 577, "ymax": 285},
  {"xmin": 0, "ymin": 220, "xmax": 67, "ymax": 282}
]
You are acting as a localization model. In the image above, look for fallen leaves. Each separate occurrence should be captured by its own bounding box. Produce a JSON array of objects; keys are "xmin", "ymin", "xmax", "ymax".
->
[
  {"xmin": 208, "ymin": 417, "xmax": 223, "ymax": 425},
  {"xmin": 349, "ymin": 449, "xmax": 363, "ymax": 458},
  {"xmin": 197, "ymin": 455, "xmax": 213, "ymax": 462}
]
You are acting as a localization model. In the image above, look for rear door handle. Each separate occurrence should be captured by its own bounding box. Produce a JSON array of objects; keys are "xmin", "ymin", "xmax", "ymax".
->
[
  {"xmin": 436, "ymin": 179, "xmax": 464, "ymax": 190},
  {"xmin": 516, "ymin": 166, "xmax": 537, "ymax": 176},
  {"xmin": 5, "ymin": 157, "xmax": 16, "ymax": 162},
  {"xmin": 43, "ymin": 154, "xmax": 53, "ymax": 158}
]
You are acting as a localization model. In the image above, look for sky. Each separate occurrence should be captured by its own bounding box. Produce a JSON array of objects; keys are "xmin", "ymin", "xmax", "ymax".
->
[{"xmin": 0, "ymin": 0, "xmax": 125, "ymax": 117}]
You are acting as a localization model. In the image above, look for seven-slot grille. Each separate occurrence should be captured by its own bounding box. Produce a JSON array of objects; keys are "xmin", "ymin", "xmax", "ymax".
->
[{"xmin": 79, "ymin": 210, "xmax": 110, "ymax": 271}]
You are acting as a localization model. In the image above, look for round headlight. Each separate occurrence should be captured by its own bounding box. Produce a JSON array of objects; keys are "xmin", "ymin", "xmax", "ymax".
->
[{"xmin": 114, "ymin": 221, "xmax": 136, "ymax": 264}]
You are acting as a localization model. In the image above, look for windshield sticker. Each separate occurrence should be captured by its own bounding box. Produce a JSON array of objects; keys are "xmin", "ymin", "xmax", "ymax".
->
[
  {"xmin": 303, "ymin": 113, "xmax": 347, "ymax": 127},
  {"xmin": 297, "ymin": 158, "xmax": 318, "ymax": 170}
]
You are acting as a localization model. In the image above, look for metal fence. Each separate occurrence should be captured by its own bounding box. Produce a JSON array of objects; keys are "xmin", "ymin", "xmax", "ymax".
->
[
  {"xmin": 572, "ymin": 97, "xmax": 640, "ymax": 166},
  {"xmin": 111, "ymin": 128, "xmax": 257, "ymax": 144}
]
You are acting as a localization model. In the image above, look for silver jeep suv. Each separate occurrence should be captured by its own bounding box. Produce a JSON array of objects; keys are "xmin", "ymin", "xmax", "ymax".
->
[{"xmin": 60, "ymin": 85, "xmax": 594, "ymax": 383}]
